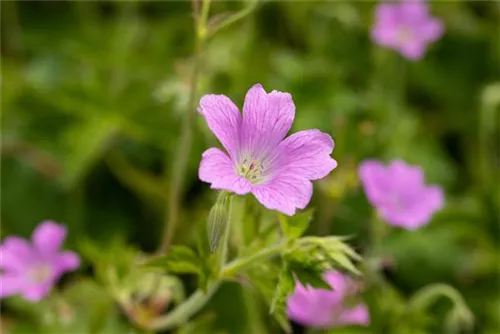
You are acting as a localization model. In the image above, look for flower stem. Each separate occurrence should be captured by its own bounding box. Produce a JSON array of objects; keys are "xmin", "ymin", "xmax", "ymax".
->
[
  {"xmin": 220, "ymin": 243, "xmax": 284, "ymax": 278},
  {"xmin": 218, "ymin": 195, "xmax": 234, "ymax": 268},
  {"xmin": 158, "ymin": 0, "xmax": 211, "ymax": 254},
  {"xmin": 147, "ymin": 281, "xmax": 222, "ymax": 331},
  {"xmin": 146, "ymin": 238, "xmax": 284, "ymax": 331}
]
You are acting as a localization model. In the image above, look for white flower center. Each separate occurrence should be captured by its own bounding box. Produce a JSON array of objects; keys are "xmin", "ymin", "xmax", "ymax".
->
[
  {"xmin": 29, "ymin": 264, "xmax": 53, "ymax": 284},
  {"xmin": 237, "ymin": 158, "xmax": 265, "ymax": 184},
  {"xmin": 397, "ymin": 26, "xmax": 413, "ymax": 44}
]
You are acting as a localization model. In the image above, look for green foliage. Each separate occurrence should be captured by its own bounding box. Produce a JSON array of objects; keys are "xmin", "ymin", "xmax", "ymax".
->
[
  {"xmin": 3, "ymin": 280, "xmax": 139, "ymax": 334},
  {"xmin": 270, "ymin": 264, "xmax": 295, "ymax": 333},
  {"xmin": 278, "ymin": 209, "xmax": 314, "ymax": 239},
  {"xmin": 145, "ymin": 245, "xmax": 202, "ymax": 275}
]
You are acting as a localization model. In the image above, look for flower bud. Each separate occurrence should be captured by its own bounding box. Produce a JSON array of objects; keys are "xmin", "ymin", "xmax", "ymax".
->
[{"xmin": 207, "ymin": 192, "xmax": 229, "ymax": 252}]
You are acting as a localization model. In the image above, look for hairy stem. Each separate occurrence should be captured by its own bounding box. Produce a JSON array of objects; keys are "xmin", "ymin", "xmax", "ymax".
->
[
  {"xmin": 147, "ymin": 281, "xmax": 221, "ymax": 331},
  {"xmin": 218, "ymin": 195, "xmax": 234, "ymax": 267},
  {"xmin": 159, "ymin": 0, "xmax": 211, "ymax": 254},
  {"xmin": 220, "ymin": 243, "xmax": 284, "ymax": 278}
]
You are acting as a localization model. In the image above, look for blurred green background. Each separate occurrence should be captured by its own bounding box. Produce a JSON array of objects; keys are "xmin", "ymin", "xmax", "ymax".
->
[{"xmin": 1, "ymin": 1, "xmax": 499, "ymax": 333}]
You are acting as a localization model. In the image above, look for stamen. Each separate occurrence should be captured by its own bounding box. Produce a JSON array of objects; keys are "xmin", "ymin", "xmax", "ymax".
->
[{"xmin": 237, "ymin": 158, "xmax": 265, "ymax": 184}]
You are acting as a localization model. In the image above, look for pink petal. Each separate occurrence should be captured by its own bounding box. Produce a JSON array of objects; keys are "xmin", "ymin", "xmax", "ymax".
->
[
  {"xmin": 0, "ymin": 273, "xmax": 23, "ymax": 298},
  {"xmin": 426, "ymin": 185, "xmax": 444, "ymax": 211},
  {"xmin": 399, "ymin": 0, "xmax": 429, "ymax": 21},
  {"xmin": 199, "ymin": 148, "xmax": 251, "ymax": 195},
  {"xmin": 371, "ymin": 26, "xmax": 399, "ymax": 47},
  {"xmin": 287, "ymin": 284, "xmax": 336, "ymax": 328},
  {"xmin": 240, "ymin": 84, "xmax": 295, "ymax": 156},
  {"xmin": 32, "ymin": 221, "xmax": 67, "ymax": 256},
  {"xmin": 388, "ymin": 160, "xmax": 424, "ymax": 188},
  {"xmin": 419, "ymin": 17, "xmax": 444, "ymax": 42},
  {"xmin": 374, "ymin": 3, "xmax": 398, "ymax": 24},
  {"xmin": 21, "ymin": 282, "xmax": 53, "ymax": 302},
  {"xmin": 358, "ymin": 160, "xmax": 392, "ymax": 206},
  {"xmin": 323, "ymin": 271, "xmax": 347, "ymax": 302},
  {"xmin": 198, "ymin": 94, "xmax": 242, "ymax": 159},
  {"xmin": 399, "ymin": 185, "xmax": 444, "ymax": 230},
  {"xmin": 251, "ymin": 173, "xmax": 312, "ymax": 216},
  {"xmin": 338, "ymin": 304, "xmax": 370, "ymax": 326},
  {"xmin": 0, "ymin": 236, "xmax": 35, "ymax": 272},
  {"xmin": 275, "ymin": 130, "xmax": 337, "ymax": 180},
  {"xmin": 398, "ymin": 39, "xmax": 427, "ymax": 60},
  {"xmin": 55, "ymin": 251, "xmax": 80, "ymax": 272}
]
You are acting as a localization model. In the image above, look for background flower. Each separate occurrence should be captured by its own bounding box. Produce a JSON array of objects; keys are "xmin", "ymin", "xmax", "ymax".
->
[
  {"xmin": 287, "ymin": 271, "xmax": 369, "ymax": 328},
  {"xmin": 359, "ymin": 159, "xmax": 444, "ymax": 229},
  {"xmin": 0, "ymin": 221, "xmax": 80, "ymax": 302},
  {"xmin": 371, "ymin": 0, "xmax": 444, "ymax": 60}
]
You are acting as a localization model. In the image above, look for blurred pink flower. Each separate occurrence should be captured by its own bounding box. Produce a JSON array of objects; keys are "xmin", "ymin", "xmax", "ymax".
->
[
  {"xmin": 359, "ymin": 159, "xmax": 444, "ymax": 230},
  {"xmin": 0, "ymin": 221, "xmax": 80, "ymax": 302},
  {"xmin": 371, "ymin": 0, "xmax": 444, "ymax": 60},
  {"xmin": 198, "ymin": 84, "xmax": 337, "ymax": 216},
  {"xmin": 287, "ymin": 271, "xmax": 369, "ymax": 329}
]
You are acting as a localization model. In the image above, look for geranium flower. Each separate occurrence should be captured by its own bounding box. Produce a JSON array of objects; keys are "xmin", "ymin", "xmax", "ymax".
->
[
  {"xmin": 359, "ymin": 159, "xmax": 444, "ymax": 229},
  {"xmin": 371, "ymin": 0, "xmax": 444, "ymax": 60},
  {"xmin": 0, "ymin": 221, "xmax": 80, "ymax": 302},
  {"xmin": 287, "ymin": 271, "xmax": 369, "ymax": 328},
  {"xmin": 198, "ymin": 84, "xmax": 337, "ymax": 215}
]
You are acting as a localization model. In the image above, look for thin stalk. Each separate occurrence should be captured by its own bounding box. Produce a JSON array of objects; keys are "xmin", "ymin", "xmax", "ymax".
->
[
  {"xmin": 147, "ymin": 281, "xmax": 221, "ymax": 331},
  {"xmin": 218, "ymin": 195, "xmax": 234, "ymax": 267},
  {"xmin": 365, "ymin": 212, "xmax": 389, "ymax": 284},
  {"xmin": 207, "ymin": 0, "xmax": 259, "ymax": 38},
  {"xmin": 159, "ymin": 0, "xmax": 211, "ymax": 254},
  {"xmin": 407, "ymin": 283, "xmax": 468, "ymax": 312},
  {"xmin": 220, "ymin": 243, "xmax": 283, "ymax": 278}
]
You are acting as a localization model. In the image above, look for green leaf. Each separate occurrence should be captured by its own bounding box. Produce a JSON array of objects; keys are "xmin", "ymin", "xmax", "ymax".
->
[
  {"xmin": 269, "ymin": 264, "xmax": 294, "ymax": 333},
  {"xmin": 177, "ymin": 312, "xmax": 218, "ymax": 334},
  {"xmin": 278, "ymin": 209, "xmax": 313, "ymax": 239},
  {"xmin": 289, "ymin": 260, "xmax": 332, "ymax": 290},
  {"xmin": 247, "ymin": 265, "xmax": 291, "ymax": 333},
  {"xmin": 105, "ymin": 150, "xmax": 167, "ymax": 209},
  {"xmin": 144, "ymin": 245, "xmax": 201, "ymax": 275},
  {"xmin": 61, "ymin": 115, "xmax": 120, "ymax": 188},
  {"xmin": 326, "ymin": 250, "xmax": 361, "ymax": 276}
]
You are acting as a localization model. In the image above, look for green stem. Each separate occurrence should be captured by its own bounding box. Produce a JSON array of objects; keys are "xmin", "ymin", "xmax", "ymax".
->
[
  {"xmin": 159, "ymin": 0, "xmax": 211, "ymax": 254},
  {"xmin": 407, "ymin": 283, "xmax": 469, "ymax": 312},
  {"xmin": 147, "ymin": 281, "xmax": 221, "ymax": 331},
  {"xmin": 2, "ymin": 0, "xmax": 22, "ymax": 55},
  {"xmin": 207, "ymin": 0, "xmax": 259, "ymax": 38},
  {"xmin": 220, "ymin": 243, "xmax": 284, "ymax": 278},
  {"xmin": 370, "ymin": 213, "xmax": 387, "ymax": 259},
  {"xmin": 218, "ymin": 195, "xmax": 234, "ymax": 269},
  {"xmin": 146, "ymin": 240, "xmax": 283, "ymax": 331}
]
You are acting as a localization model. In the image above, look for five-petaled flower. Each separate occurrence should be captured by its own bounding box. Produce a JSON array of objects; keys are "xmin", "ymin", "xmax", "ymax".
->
[
  {"xmin": 287, "ymin": 271, "xmax": 369, "ymax": 329},
  {"xmin": 0, "ymin": 221, "xmax": 80, "ymax": 302},
  {"xmin": 198, "ymin": 84, "xmax": 337, "ymax": 216},
  {"xmin": 359, "ymin": 159, "xmax": 444, "ymax": 230},
  {"xmin": 371, "ymin": 0, "xmax": 444, "ymax": 60}
]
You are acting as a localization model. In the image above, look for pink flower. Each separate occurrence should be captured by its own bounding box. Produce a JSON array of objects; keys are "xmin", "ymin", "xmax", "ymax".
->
[
  {"xmin": 0, "ymin": 221, "xmax": 80, "ymax": 302},
  {"xmin": 359, "ymin": 159, "xmax": 444, "ymax": 230},
  {"xmin": 371, "ymin": 0, "xmax": 444, "ymax": 60},
  {"xmin": 198, "ymin": 84, "xmax": 337, "ymax": 216},
  {"xmin": 287, "ymin": 271, "xmax": 369, "ymax": 329}
]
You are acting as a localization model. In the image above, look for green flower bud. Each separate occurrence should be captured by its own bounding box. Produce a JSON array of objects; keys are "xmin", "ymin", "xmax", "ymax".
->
[{"xmin": 207, "ymin": 192, "xmax": 229, "ymax": 252}]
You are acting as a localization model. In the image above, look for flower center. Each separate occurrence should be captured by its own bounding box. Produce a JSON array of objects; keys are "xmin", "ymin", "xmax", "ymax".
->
[
  {"xmin": 397, "ymin": 26, "xmax": 413, "ymax": 43},
  {"xmin": 29, "ymin": 264, "xmax": 53, "ymax": 284},
  {"xmin": 237, "ymin": 158, "xmax": 265, "ymax": 184}
]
